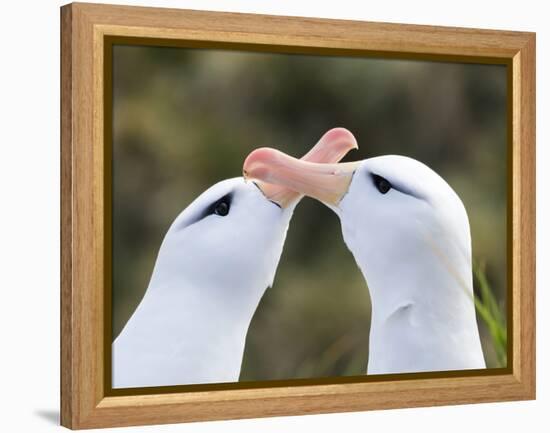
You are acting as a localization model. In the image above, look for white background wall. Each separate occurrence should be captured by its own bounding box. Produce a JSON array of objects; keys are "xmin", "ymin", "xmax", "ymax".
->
[{"xmin": 1, "ymin": 0, "xmax": 547, "ymax": 431}]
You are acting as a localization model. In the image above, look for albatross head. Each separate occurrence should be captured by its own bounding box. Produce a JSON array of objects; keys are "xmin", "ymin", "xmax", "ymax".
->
[
  {"xmin": 150, "ymin": 177, "xmax": 291, "ymax": 300},
  {"xmin": 150, "ymin": 128, "xmax": 358, "ymax": 304},
  {"xmin": 243, "ymin": 149, "xmax": 471, "ymax": 299}
]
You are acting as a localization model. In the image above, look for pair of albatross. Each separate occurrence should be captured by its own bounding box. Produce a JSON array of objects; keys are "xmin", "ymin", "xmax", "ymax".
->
[{"xmin": 113, "ymin": 128, "xmax": 485, "ymax": 388}]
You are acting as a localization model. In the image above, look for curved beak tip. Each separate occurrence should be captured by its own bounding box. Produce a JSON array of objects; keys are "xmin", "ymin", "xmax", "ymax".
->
[
  {"xmin": 243, "ymin": 148, "xmax": 282, "ymax": 181},
  {"xmin": 325, "ymin": 127, "xmax": 359, "ymax": 150}
]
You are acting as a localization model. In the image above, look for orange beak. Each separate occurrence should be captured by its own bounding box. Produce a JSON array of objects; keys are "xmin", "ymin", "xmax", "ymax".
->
[{"xmin": 250, "ymin": 128, "xmax": 358, "ymax": 208}]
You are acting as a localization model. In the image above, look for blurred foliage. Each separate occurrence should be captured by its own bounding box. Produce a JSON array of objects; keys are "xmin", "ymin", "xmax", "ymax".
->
[
  {"xmin": 112, "ymin": 45, "xmax": 508, "ymax": 379},
  {"xmin": 474, "ymin": 262, "xmax": 508, "ymax": 367}
]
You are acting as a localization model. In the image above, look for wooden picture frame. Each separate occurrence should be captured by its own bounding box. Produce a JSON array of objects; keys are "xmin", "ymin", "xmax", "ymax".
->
[{"xmin": 60, "ymin": 2, "xmax": 536, "ymax": 429}]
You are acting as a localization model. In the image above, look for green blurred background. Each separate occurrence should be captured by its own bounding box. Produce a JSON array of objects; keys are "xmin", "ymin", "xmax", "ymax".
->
[{"xmin": 112, "ymin": 45, "xmax": 508, "ymax": 380}]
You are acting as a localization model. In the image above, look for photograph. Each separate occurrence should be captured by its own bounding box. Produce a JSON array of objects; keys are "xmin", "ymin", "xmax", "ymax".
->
[
  {"xmin": 110, "ymin": 44, "xmax": 508, "ymax": 389},
  {"xmin": 57, "ymin": 2, "xmax": 536, "ymax": 428}
]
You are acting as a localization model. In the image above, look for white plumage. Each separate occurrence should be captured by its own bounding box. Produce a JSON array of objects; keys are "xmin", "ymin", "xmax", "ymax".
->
[
  {"xmin": 338, "ymin": 156, "xmax": 486, "ymax": 373},
  {"xmin": 244, "ymin": 149, "xmax": 486, "ymax": 375},
  {"xmin": 113, "ymin": 178, "xmax": 293, "ymax": 388}
]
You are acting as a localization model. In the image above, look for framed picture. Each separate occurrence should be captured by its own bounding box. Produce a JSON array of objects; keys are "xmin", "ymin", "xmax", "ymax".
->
[{"xmin": 60, "ymin": 2, "xmax": 536, "ymax": 429}]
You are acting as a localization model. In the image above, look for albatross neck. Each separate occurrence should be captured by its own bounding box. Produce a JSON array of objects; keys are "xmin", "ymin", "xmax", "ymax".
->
[{"xmin": 343, "ymin": 228, "xmax": 485, "ymax": 374}]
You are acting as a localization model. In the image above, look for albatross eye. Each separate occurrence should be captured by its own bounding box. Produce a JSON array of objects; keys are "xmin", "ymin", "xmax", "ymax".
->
[
  {"xmin": 372, "ymin": 174, "xmax": 392, "ymax": 194},
  {"xmin": 214, "ymin": 199, "xmax": 230, "ymax": 216}
]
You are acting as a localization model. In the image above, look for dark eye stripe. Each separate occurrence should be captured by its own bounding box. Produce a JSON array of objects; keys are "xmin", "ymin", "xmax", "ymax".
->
[
  {"xmin": 175, "ymin": 193, "xmax": 233, "ymax": 231},
  {"xmin": 370, "ymin": 172, "xmax": 423, "ymax": 199},
  {"xmin": 372, "ymin": 174, "xmax": 392, "ymax": 194},
  {"xmin": 213, "ymin": 197, "xmax": 230, "ymax": 216},
  {"xmin": 205, "ymin": 193, "xmax": 232, "ymax": 218}
]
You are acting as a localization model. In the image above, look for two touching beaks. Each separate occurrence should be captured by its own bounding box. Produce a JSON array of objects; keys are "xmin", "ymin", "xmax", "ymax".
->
[{"xmin": 244, "ymin": 128, "xmax": 361, "ymax": 207}]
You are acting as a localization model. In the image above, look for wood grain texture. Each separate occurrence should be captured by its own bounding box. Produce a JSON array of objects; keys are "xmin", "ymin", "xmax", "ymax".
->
[
  {"xmin": 515, "ymin": 34, "xmax": 536, "ymax": 396},
  {"xmin": 60, "ymin": 2, "xmax": 536, "ymax": 429},
  {"xmin": 60, "ymin": 4, "xmax": 74, "ymax": 429}
]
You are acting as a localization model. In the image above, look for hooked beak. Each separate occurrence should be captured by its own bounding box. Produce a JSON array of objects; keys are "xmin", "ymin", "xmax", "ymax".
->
[
  {"xmin": 249, "ymin": 128, "xmax": 358, "ymax": 208},
  {"xmin": 244, "ymin": 147, "xmax": 360, "ymax": 207}
]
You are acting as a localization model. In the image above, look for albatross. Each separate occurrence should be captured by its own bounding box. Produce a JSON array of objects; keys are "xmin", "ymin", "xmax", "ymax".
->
[
  {"xmin": 112, "ymin": 128, "xmax": 358, "ymax": 388},
  {"xmin": 243, "ymin": 148, "xmax": 486, "ymax": 374}
]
